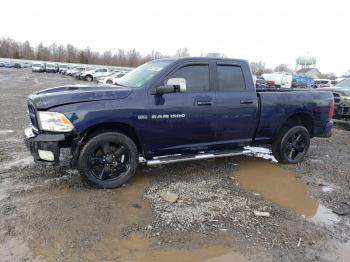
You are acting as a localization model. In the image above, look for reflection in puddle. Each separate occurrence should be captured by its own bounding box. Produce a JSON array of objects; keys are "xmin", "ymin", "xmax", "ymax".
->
[
  {"xmin": 236, "ymin": 157, "xmax": 339, "ymax": 225},
  {"xmin": 237, "ymin": 158, "xmax": 318, "ymax": 218}
]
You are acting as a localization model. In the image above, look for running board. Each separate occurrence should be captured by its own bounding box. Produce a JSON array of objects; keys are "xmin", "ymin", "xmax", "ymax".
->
[{"xmin": 146, "ymin": 149, "xmax": 250, "ymax": 165}]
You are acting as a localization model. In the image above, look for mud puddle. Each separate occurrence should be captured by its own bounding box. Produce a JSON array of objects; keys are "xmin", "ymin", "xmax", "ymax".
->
[
  {"xmin": 20, "ymin": 173, "xmax": 245, "ymax": 261},
  {"xmin": 237, "ymin": 158, "xmax": 338, "ymax": 224},
  {"xmin": 101, "ymin": 233, "xmax": 247, "ymax": 262}
]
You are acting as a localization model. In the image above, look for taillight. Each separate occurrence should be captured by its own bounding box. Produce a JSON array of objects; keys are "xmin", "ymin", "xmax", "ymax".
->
[{"xmin": 329, "ymin": 99, "xmax": 334, "ymax": 119}]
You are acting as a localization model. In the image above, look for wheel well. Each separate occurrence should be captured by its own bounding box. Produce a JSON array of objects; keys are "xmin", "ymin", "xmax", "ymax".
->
[
  {"xmin": 280, "ymin": 113, "xmax": 314, "ymax": 137},
  {"xmin": 81, "ymin": 123, "xmax": 144, "ymax": 154}
]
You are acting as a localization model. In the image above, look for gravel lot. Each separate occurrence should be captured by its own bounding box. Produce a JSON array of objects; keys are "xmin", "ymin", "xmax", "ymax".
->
[{"xmin": 0, "ymin": 68, "xmax": 349, "ymax": 261}]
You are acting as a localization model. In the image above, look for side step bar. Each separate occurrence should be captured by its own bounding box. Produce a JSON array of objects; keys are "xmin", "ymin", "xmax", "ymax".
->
[{"xmin": 146, "ymin": 149, "xmax": 250, "ymax": 165}]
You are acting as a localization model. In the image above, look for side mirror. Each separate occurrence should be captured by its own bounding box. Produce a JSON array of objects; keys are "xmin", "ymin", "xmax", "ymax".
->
[{"xmin": 153, "ymin": 78, "xmax": 187, "ymax": 95}]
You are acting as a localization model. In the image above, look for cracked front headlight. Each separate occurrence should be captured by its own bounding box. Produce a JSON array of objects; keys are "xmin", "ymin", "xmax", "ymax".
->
[{"xmin": 38, "ymin": 111, "xmax": 74, "ymax": 132}]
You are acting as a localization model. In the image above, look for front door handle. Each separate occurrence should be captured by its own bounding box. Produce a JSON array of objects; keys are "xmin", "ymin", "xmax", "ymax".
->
[
  {"xmin": 197, "ymin": 101, "xmax": 213, "ymax": 106},
  {"xmin": 240, "ymin": 100, "xmax": 254, "ymax": 104}
]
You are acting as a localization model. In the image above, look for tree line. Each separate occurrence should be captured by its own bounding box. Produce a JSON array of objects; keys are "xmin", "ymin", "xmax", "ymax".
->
[
  {"xmin": 0, "ymin": 37, "xmax": 194, "ymax": 67},
  {"xmin": 0, "ymin": 37, "xmax": 337, "ymax": 77}
]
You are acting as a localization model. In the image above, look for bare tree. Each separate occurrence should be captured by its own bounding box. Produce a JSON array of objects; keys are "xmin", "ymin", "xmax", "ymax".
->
[
  {"xmin": 274, "ymin": 64, "xmax": 292, "ymax": 73},
  {"xmin": 206, "ymin": 52, "xmax": 227, "ymax": 58},
  {"xmin": 175, "ymin": 48, "xmax": 190, "ymax": 57},
  {"xmin": 250, "ymin": 61, "xmax": 272, "ymax": 76}
]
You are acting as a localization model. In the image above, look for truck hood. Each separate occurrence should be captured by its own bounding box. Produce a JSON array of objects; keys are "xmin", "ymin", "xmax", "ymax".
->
[{"xmin": 29, "ymin": 84, "xmax": 133, "ymax": 109}]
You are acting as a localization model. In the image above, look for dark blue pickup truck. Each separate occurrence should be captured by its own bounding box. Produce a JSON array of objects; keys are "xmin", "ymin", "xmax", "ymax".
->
[{"xmin": 25, "ymin": 57, "xmax": 334, "ymax": 188}]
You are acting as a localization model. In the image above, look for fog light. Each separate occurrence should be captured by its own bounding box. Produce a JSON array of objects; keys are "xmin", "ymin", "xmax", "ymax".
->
[{"xmin": 38, "ymin": 150, "xmax": 55, "ymax": 161}]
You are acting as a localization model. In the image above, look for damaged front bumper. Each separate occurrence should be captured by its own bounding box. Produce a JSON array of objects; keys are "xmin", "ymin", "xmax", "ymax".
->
[{"xmin": 24, "ymin": 126, "xmax": 67, "ymax": 164}]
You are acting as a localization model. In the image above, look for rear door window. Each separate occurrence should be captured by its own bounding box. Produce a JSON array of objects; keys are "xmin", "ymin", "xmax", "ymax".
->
[{"xmin": 217, "ymin": 65, "xmax": 246, "ymax": 91}]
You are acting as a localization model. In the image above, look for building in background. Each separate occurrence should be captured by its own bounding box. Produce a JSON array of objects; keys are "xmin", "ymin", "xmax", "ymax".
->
[{"xmin": 296, "ymin": 68, "xmax": 321, "ymax": 79}]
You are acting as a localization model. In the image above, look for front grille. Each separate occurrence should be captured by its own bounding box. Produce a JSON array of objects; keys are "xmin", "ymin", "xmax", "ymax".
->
[
  {"xmin": 28, "ymin": 100, "xmax": 39, "ymax": 129},
  {"xmin": 333, "ymin": 92, "xmax": 341, "ymax": 105}
]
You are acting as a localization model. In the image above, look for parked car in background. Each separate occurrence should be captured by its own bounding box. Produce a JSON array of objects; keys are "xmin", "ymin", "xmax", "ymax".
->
[
  {"xmin": 59, "ymin": 64, "xmax": 68, "ymax": 74},
  {"xmin": 73, "ymin": 67, "xmax": 92, "ymax": 79},
  {"xmin": 97, "ymin": 71, "xmax": 128, "ymax": 84},
  {"xmin": 255, "ymin": 77, "xmax": 266, "ymax": 89},
  {"xmin": 317, "ymin": 78, "xmax": 350, "ymax": 128},
  {"xmin": 14, "ymin": 63, "xmax": 22, "ymax": 68},
  {"xmin": 66, "ymin": 66, "xmax": 80, "ymax": 76},
  {"xmin": 21, "ymin": 62, "xmax": 32, "ymax": 68},
  {"xmin": 32, "ymin": 63, "xmax": 45, "ymax": 72},
  {"xmin": 262, "ymin": 73, "xmax": 293, "ymax": 88},
  {"xmin": 4, "ymin": 62, "xmax": 16, "ymax": 68},
  {"xmin": 80, "ymin": 68, "xmax": 109, "ymax": 82},
  {"xmin": 45, "ymin": 63, "xmax": 57, "ymax": 73},
  {"xmin": 313, "ymin": 79, "xmax": 332, "ymax": 88},
  {"xmin": 0, "ymin": 62, "xmax": 5, "ymax": 67}
]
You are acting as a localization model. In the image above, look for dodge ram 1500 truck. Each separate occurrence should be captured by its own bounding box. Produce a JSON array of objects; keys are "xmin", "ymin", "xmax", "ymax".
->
[{"xmin": 24, "ymin": 57, "xmax": 334, "ymax": 188}]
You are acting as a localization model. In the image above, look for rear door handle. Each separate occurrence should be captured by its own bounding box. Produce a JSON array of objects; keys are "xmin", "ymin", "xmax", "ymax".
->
[
  {"xmin": 240, "ymin": 100, "xmax": 254, "ymax": 104},
  {"xmin": 197, "ymin": 101, "xmax": 213, "ymax": 106}
]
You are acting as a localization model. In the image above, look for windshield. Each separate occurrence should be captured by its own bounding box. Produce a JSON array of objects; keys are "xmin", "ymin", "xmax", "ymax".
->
[
  {"xmin": 116, "ymin": 60, "xmax": 173, "ymax": 88},
  {"xmin": 335, "ymin": 78, "xmax": 350, "ymax": 87},
  {"xmin": 33, "ymin": 64, "xmax": 42, "ymax": 67}
]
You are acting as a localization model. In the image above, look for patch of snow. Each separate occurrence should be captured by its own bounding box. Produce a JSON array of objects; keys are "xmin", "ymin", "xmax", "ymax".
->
[
  {"xmin": 244, "ymin": 146, "xmax": 277, "ymax": 162},
  {"xmin": 322, "ymin": 186, "xmax": 334, "ymax": 193}
]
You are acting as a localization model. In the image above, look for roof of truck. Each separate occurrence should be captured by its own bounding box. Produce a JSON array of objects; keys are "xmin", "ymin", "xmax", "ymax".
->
[{"xmin": 156, "ymin": 57, "xmax": 249, "ymax": 64}]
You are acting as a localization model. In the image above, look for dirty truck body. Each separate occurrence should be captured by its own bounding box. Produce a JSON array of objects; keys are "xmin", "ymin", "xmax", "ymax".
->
[{"xmin": 25, "ymin": 57, "xmax": 334, "ymax": 188}]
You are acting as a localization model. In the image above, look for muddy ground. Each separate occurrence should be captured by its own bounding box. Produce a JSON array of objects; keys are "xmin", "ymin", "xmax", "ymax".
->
[{"xmin": 0, "ymin": 68, "xmax": 349, "ymax": 261}]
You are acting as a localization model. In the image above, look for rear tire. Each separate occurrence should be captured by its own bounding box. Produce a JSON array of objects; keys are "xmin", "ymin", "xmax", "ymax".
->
[
  {"xmin": 78, "ymin": 132, "xmax": 138, "ymax": 188},
  {"xmin": 272, "ymin": 125, "xmax": 310, "ymax": 164}
]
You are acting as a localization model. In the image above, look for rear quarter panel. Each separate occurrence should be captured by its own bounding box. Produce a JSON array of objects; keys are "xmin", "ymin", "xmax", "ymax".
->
[{"xmin": 254, "ymin": 90, "xmax": 333, "ymax": 144}]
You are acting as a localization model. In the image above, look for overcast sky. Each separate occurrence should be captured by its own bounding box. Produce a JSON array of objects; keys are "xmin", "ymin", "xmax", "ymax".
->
[{"xmin": 1, "ymin": 0, "xmax": 349, "ymax": 75}]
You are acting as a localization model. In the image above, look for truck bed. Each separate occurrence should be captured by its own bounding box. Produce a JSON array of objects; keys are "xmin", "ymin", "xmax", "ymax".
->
[{"xmin": 254, "ymin": 90, "xmax": 334, "ymax": 145}]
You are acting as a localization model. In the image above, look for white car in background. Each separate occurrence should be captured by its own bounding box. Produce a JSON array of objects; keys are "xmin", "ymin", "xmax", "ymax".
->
[
  {"xmin": 313, "ymin": 79, "xmax": 333, "ymax": 88},
  {"xmin": 262, "ymin": 73, "xmax": 292, "ymax": 88},
  {"xmin": 32, "ymin": 63, "xmax": 45, "ymax": 73},
  {"xmin": 81, "ymin": 68, "xmax": 110, "ymax": 82},
  {"xmin": 97, "ymin": 71, "xmax": 128, "ymax": 84}
]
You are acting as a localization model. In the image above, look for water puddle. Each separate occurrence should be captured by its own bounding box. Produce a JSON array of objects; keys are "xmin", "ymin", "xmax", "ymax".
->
[
  {"xmin": 101, "ymin": 233, "xmax": 247, "ymax": 262},
  {"xmin": 27, "ymin": 174, "xmax": 247, "ymax": 261},
  {"xmin": 236, "ymin": 157, "xmax": 339, "ymax": 225}
]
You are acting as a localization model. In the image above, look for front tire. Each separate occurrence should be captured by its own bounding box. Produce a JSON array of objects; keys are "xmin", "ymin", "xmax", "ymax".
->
[
  {"xmin": 86, "ymin": 75, "xmax": 93, "ymax": 82},
  {"xmin": 272, "ymin": 125, "xmax": 310, "ymax": 164},
  {"xmin": 78, "ymin": 132, "xmax": 138, "ymax": 188}
]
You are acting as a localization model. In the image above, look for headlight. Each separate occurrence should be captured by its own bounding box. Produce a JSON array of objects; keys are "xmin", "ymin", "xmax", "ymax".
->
[
  {"xmin": 38, "ymin": 111, "xmax": 74, "ymax": 132},
  {"xmin": 343, "ymin": 96, "xmax": 350, "ymax": 102}
]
